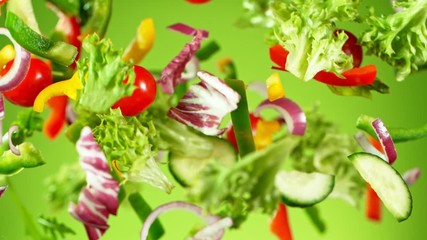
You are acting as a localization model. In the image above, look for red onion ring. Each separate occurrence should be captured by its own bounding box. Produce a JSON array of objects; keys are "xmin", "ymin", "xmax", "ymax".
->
[
  {"xmin": 0, "ymin": 185, "xmax": 7, "ymax": 199},
  {"xmin": 402, "ymin": 168, "xmax": 421, "ymax": 186},
  {"xmin": 354, "ymin": 132, "xmax": 386, "ymax": 161},
  {"xmin": 167, "ymin": 23, "xmax": 209, "ymax": 39},
  {"xmin": 8, "ymin": 125, "xmax": 20, "ymax": 156},
  {"xmin": 247, "ymin": 81, "xmax": 268, "ymax": 98},
  {"xmin": 372, "ymin": 118, "xmax": 397, "ymax": 164},
  {"xmin": 192, "ymin": 217, "xmax": 233, "ymax": 240},
  {"xmin": 140, "ymin": 201, "xmax": 231, "ymax": 240},
  {"xmin": 254, "ymin": 98, "xmax": 306, "ymax": 135},
  {"xmin": 0, "ymin": 28, "xmax": 31, "ymax": 92}
]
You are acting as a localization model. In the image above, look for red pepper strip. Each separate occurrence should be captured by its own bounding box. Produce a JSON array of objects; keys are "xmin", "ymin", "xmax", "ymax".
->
[
  {"xmin": 271, "ymin": 203, "xmax": 293, "ymax": 240},
  {"xmin": 268, "ymin": 44, "xmax": 377, "ymax": 86},
  {"xmin": 43, "ymin": 95, "xmax": 68, "ymax": 140},
  {"xmin": 269, "ymin": 44, "xmax": 288, "ymax": 70},
  {"xmin": 366, "ymin": 183, "xmax": 382, "ymax": 222},
  {"xmin": 365, "ymin": 135, "xmax": 383, "ymax": 221},
  {"xmin": 314, "ymin": 65, "xmax": 377, "ymax": 86}
]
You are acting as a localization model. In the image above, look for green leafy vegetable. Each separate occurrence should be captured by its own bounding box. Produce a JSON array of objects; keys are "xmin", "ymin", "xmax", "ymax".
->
[
  {"xmin": 37, "ymin": 215, "xmax": 76, "ymax": 240},
  {"xmin": 93, "ymin": 109, "xmax": 174, "ymax": 193},
  {"xmin": 236, "ymin": 0, "xmax": 274, "ymax": 28},
  {"xmin": 327, "ymin": 79, "xmax": 390, "ymax": 99},
  {"xmin": 44, "ymin": 163, "xmax": 86, "ymax": 210},
  {"xmin": 290, "ymin": 107, "xmax": 365, "ymax": 206},
  {"xmin": 77, "ymin": 34, "xmax": 135, "ymax": 113},
  {"xmin": 270, "ymin": 0, "xmax": 359, "ymax": 80},
  {"xmin": 361, "ymin": 0, "xmax": 427, "ymax": 81},
  {"xmin": 189, "ymin": 137, "xmax": 300, "ymax": 226}
]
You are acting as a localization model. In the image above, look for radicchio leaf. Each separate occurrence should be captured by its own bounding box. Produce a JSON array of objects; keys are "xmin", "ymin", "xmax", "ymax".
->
[
  {"xmin": 402, "ymin": 168, "xmax": 421, "ymax": 186},
  {"xmin": 167, "ymin": 71, "xmax": 240, "ymax": 136},
  {"xmin": 69, "ymin": 127, "xmax": 119, "ymax": 240},
  {"xmin": 158, "ymin": 30, "xmax": 204, "ymax": 94}
]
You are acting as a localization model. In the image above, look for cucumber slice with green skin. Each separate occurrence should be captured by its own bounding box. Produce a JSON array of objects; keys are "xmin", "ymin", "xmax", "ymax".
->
[
  {"xmin": 275, "ymin": 170, "xmax": 335, "ymax": 207},
  {"xmin": 348, "ymin": 152, "xmax": 412, "ymax": 222},
  {"xmin": 169, "ymin": 137, "xmax": 237, "ymax": 187}
]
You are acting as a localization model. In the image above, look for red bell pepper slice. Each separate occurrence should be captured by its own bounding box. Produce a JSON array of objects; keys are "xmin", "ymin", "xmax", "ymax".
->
[
  {"xmin": 43, "ymin": 95, "xmax": 68, "ymax": 140},
  {"xmin": 271, "ymin": 203, "xmax": 293, "ymax": 240},
  {"xmin": 366, "ymin": 183, "xmax": 382, "ymax": 222},
  {"xmin": 268, "ymin": 44, "xmax": 377, "ymax": 87}
]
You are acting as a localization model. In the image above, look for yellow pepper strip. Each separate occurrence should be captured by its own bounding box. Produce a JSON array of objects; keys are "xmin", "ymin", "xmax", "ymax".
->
[
  {"xmin": 122, "ymin": 18, "xmax": 155, "ymax": 64},
  {"xmin": 217, "ymin": 57, "xmax": 232, "ymax": 72},
  {"xmin": 266, "ymin": 72, "xmax": 285, "ymax": 102},
  {"xmin": 254, "ymin": 119, "xmax": 281, "ymax": 150},
  {"xmin": 0, "ymin": 44, "xmax": 15, "ymax": 69},
  {"xmin": 111, "ymin": 160, "xmax": 124, "ymax": 181},
  {"xmin": 33, "ymin": 71, "xmax": 82, "ymax": 112}
]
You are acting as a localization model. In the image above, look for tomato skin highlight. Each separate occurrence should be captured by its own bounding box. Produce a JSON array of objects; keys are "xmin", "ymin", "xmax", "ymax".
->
[
  {"xmin": 2, "ymin": 58, "xmax": 53, "ymax": 107},
  {"xmin": 186, "ymin": 0, "xmax": 211, "ymax": 4},
  {"xmin": 112, "ymin": 65, "xmax": 157, "ymax": 116}
]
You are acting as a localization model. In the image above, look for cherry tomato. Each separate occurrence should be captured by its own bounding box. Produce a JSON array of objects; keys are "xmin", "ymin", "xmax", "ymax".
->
[
  {"xmin": 335, "ymin": 30, "xmax": 363, "ymax": 68},
  {"xmin": 226, "ymin": 113, "xmax": 260, "ymax": 151},
  {"xmin": 186, "ymin": 0, "xmax": 211, "ymax": 4},
  {"xmin": 112, "ymin": 65, "xmax": 157, "ymax": 116},
  {"xmin": 2, "ymin": 58, "xmax": 53, "ymax": 107}
]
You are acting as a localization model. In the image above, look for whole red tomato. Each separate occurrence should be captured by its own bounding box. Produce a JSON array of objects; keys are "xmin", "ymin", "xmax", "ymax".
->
[
  {"xmin": 112, "ymin": 65, "xmax": 157, "ymax": 116},
  {"xmin": 2, "ymin": 58, "xmax": 53, "ymax": 107}
]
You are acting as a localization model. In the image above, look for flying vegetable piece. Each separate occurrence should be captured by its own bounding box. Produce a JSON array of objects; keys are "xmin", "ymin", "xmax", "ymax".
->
[
  {"xmin": 270, "ymin": 0, "xmax": 359, "ymax": 81},
  {"xmin": 122, "ymin": 18, "xmax": 155, "ymax": 64},
  {"xmin": 80, "ymin": 0, "xmax": 112, "ymax": 39},
  {"xmin": 159, "ymin": 28, "xmax": 205, "ymax": 94},
  {"xmin": 168, "ymin": 71, "xmax": 240, "ymax": 136},
  {"xmin": 270, "ymin": 203, "xmax": 293, "ymax": 240},
  {"xmin": 361, "ymin": 0, "xmax": 427, "ymax": 81},
  {"xmin": 0, "ymin": 185, "xmax": 7, "ymax": 199},
  {"xmin": 69, "ymin": 127, "xmax": 119, "ymax": 240},
  {"xmin": 0, "ymin": 142, "xmax": 45, "ymax": 175}
]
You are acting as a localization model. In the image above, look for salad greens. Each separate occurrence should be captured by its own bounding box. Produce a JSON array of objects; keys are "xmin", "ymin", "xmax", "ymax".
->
[
  {"xmin": 270, "ymin": 0, "xmax": 358, "ymax": 80},
  {"xmin": 361, "ymin": 0, "xmax": 427, "ymax": 81}
]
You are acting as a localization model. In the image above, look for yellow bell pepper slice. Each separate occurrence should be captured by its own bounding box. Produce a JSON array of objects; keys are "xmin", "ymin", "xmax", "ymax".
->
[
  {"xmin": 122, "ymin": 18, "xmax": 155, "ymax": 64},
  {"xmin": 0, "ymin": 44, "xmax": 15, "ymax": 69},
  {"xmin": 254, "ymin": 119, "xmax": 281, "ymax": 150},
  {"xmin": 33, "ymin": 71, "xmax": 82, "ymax": 112},
  {"xmin": 266, "ymin": 72, "xmax": 285, "ymax": 102}
]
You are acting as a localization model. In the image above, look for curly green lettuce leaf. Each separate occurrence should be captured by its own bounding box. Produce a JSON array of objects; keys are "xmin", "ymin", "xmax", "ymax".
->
[
  {"xmin": 290, "ymin": 107, "xmax": 365, "ymax": 206},
  {"xmin": 361, "ymin": 0, "xmax": 427, "ymax": 81},
  {"xmin": 327, "ymin": 78, "xmax": 390, "ymax": 99},
  {"xmin": 189, "ymin": 137, "xmax": 300, "ymax": 226},
  {"xmin": 44, "ymin": 163, "xmax": 86, "ymax": 210},
  {"xmin": 236, "ymin": 0, "xmax": 274, "ymax": 28},
  {"xmin": 270, "ymin": 0, "xmax": 359, "ymax": 80},
  {"xmin": 93, "ymin": 109, "xmax": 174, "ymax": 193},
  {"xmin": 77, "ymin": 34, "xmax": 135, "ymax": 113}
]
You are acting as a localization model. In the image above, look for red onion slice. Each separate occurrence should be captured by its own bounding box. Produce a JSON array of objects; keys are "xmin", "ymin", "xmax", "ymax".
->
[
  {"xmin": 372, "ymin": 118, "xmax": 397, "ymax": 164},
  {"xmin": 402, "ymin": 168, "xmax": 421, "ymax": 186},
  {"xmin": 192, "ymin": 217, "xmax": 233, "ymax": 240},
  {"xmin": 140, "ymin": 201, "xmax": 231, "ymax": 240},
  {"xmin": 167, "ymin": 23, "xmax": 209, "ymax": 39},
  {"xmin": 8, "ymin": 125, "xmax": 20, "ymax": 156},
  {"xmin": 254, "ymin": 98, "xmax": 306, "ymax": 135},
  {"xmin": 0, "ymin": 185, "xmax": 7, "ymax": 199},
  {"xmin": 0, "ymin": 28, "xmax": 31, "ymax": 92},
  {"xmin": 354, "ymin": 132, "xmax": 386, "ymax": 161}
]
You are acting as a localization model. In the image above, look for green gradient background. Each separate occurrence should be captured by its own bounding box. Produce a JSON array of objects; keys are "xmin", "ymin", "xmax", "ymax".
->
[{"xmin": 1, "ymin": 0, "xmax": 427, "ymax": 239}]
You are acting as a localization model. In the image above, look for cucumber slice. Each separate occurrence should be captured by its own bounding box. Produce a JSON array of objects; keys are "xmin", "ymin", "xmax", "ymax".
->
[
  {"xmin": 275, "ymin": 170, "xmax": 335, "ymax": 207},
  {"xmin": 348, "ymin": 152, "xmax": 412, "ymax": 222},
  {"xmin": 169, "ymin": 137, "xmax": 237, "ymax": 187}
]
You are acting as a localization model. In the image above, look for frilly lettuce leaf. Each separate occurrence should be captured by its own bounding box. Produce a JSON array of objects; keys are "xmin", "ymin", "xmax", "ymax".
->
[
  {"xmin": 93, "ymin": 109, "xmax": 174, "ymax": 193},
  {"xmin": 270, "ymin": 0, "xmax": 359, "ymax": 80},
  {"xmin": 361, "ymin": 0, "xmax": 427, "ymax": 81},
  {"xmin": 77, "ymin": 34, "xmax": 135, "ymax": 113},
  {"xmin": 290, "ymin": 107, "xmax": 365, "ymax": 206},
  {"xmin": 188, "ymin": 137, "xmax": 300, "ymax": 226}
]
